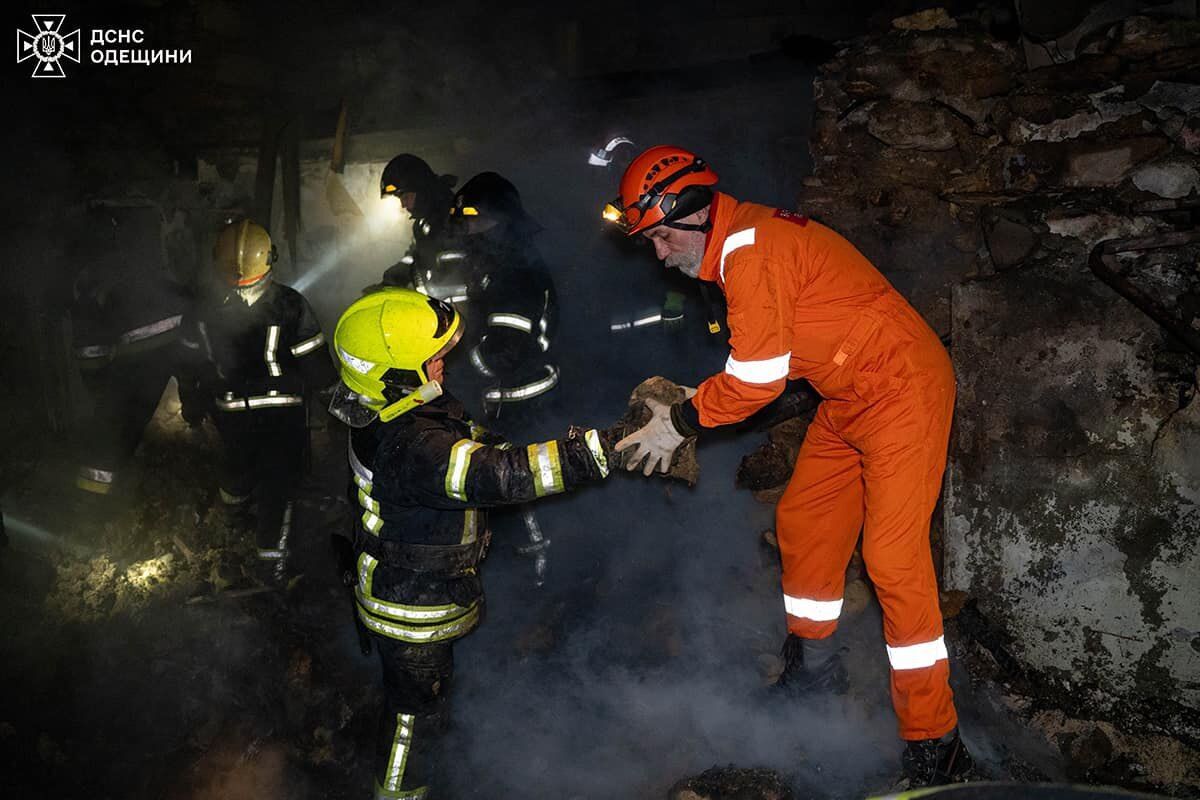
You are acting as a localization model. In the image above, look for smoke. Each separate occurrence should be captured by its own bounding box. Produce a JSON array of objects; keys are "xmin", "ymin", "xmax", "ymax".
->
[{"xmin": 0, "ymin": 4, "xmax": 940, "ymax": 797}]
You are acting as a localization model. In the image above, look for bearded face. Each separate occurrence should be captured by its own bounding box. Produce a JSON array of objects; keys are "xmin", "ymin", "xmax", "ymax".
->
[{"xmin": 664, "ymin": 236, "xmax": 704, "ymax": 278}]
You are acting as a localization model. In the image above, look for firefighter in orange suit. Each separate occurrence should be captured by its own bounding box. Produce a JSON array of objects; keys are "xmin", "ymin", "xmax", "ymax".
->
[{"xmin": 605, "ymin": 146, "xmax": 973, "ymax": 788}]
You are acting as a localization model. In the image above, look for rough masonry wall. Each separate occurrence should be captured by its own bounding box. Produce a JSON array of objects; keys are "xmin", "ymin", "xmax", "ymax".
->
[{"xmin": 790, "ymin": 6, "xmax": 1200, "ymax": 745}]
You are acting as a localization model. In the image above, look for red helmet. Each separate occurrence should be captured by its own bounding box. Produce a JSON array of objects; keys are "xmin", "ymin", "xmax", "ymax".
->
[{"xmin": 603, "ymin": 145, "xmax": 718, "ymax": 235}]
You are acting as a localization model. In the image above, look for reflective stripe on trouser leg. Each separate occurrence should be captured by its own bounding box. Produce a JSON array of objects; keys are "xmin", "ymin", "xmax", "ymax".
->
[
  {"xmin": 373, "ymin": 640, "xmax": 452, "ymax": 799},
  {"xmin": 775, "ymin": 404, "xmax": 865, "ymax": 639},
  {"xmin": 379, "ymin": 713, "xmax": 419, "ymax": 796},
  {"xmin": 859, "ymin": 350, "xmax": 958, "ymax": 741}
]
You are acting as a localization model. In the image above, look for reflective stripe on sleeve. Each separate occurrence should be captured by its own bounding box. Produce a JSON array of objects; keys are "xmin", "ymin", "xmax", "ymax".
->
[
  {"xmin": 76, "ymin": 465, "xmax": 116, "ymax": 495},
  {"xmin": 79, "ymin": 466, "xmax": 115, "ymax": 484},
  {"xmin": 488, "ymin": 313, "xmax": 533, "ymax": 333},
  {"xmin": 75, "ymin": 344, "xmax": 114, "ymax": 360},
  {"xmin": 119, "ymin": 314, "xmax": 183, "ymax": 345},
  {"xmin": 784, "ymin": 594, "xmax": 843, "ymax": 622},
  {"xmin": 886, "ymin": 636, "xmax": 948, "ymax": 671},
  {"xmin": 220, "ymin": 487, "xmax": 251, "ymax": 505},
  {"xmin": 527, "ymin": 440, "xmax": 565, "ymax": 497},
  {"xmin": 444, "ymin": 440, "xmax": 484, "ymax": 502},
  {"xmin": 216, "ymin": 392, "xmax": 304, "ymax": 411},
  {"xmin": 246, "ymin": 393, "xmax": 302, "ymax": 409},
  {"xmin": 725, "ymin": 352, "xmax": 791, "ymax": 384},
  {"xmin": 484, "ymin": 365, "xmax": 559, "ymax": 403},
  {"xmin": 469, "ymin": 345, "xmax": 495, "ymax": 378},
  {"xmin": 290, "ymin": 332, "xmax": 325, "ymax": 357},
  {"xmin": 264, "ymin": 325, "xmax": 282, "ymax": 377},
  {"xmin": 719, "ymin": 228, "xmax": 756, "ymax": 283},
  {"xmin": 584, "ymin": 429, "xmax": 609, "ymax": 478}
]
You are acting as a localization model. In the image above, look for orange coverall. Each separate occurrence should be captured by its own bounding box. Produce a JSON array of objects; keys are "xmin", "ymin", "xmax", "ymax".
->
[{"xmin": 690, "ymin": 192, "xmax": 957, "ymax": 741}]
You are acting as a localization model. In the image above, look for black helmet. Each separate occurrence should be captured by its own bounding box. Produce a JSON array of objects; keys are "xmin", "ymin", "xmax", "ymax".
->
[
  {"xmin": 450, "ymin": 172, "xmax": 541, "ymax": 235},
  {"xmin": 380, "ymin": 154, "xmax": 448, "ymax": 198}
]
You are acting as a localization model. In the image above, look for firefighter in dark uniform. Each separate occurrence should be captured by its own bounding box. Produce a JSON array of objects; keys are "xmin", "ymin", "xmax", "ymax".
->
[
  {"xmin": 180, "ymin": 220, "xmax": 334, "ymax": 577},
  {"xmin": 328, "ymin": 288, "xmax": 614, "ymax": 799},
  {"xmin": 377, "ymin": 154, "xmax": 457, "ymax": 290},
  {"xmin": 71, "ymin": 229, "xmax": 189, "ymax": 498},
  {"xmin": 445, "ymin": 172, "xmax": 558, "ymax": 423}
]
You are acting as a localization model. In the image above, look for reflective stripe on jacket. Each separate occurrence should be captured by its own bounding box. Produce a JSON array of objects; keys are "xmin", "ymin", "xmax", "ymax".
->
[
  {"xmin": 691, "ymin": 192, "xmax": 902, "ymax": 427},
  {"xmin": 349, "ymin": 395, "xmax": 611, "ymax": 643}
]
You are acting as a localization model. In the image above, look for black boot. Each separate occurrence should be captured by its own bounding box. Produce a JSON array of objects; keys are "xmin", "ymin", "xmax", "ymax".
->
[
  {"xmin": 901, "ymin": 728, "xmax": 975, "ymax": 787},
  {"xmin": 773, "ymin": 633, "xmax": 849, "ymax": 696}
]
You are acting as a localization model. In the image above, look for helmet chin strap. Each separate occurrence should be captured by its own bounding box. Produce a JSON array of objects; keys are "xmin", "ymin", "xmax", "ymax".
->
[{"xmin": 664, "ymin": 219, "xmax": 711, "ymax": 233}]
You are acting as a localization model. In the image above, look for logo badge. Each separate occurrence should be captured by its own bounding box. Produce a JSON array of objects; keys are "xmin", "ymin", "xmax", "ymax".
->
[{"xmin": 16, "ymin": 14, "xmax": 81, "ymax": 78}]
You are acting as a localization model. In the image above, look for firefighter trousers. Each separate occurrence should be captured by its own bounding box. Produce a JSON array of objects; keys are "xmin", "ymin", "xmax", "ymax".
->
[
  {"xmin": 214, "ymin": 409, "xmax": 306, "ymax": 559},
  {"xmin": 75, "ymin": 357, "xmax": 175, "ymax": 495},
  {"xmin": 372, "ymin": 639, "xmax": 454, "ymax": 799},
  {"xmin": 775, "ymin": 335, "xmax": 957, "ymax": 741}
]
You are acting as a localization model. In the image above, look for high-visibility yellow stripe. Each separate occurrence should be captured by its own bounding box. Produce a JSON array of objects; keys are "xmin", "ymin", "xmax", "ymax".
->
[
  {"xmin": 374, "ymin": 781, "xmax": 428, "ymax": 799},
  {"xmin": 444, "ymin": 440, "xmax": 483, "ymax": 502},
  {"xmin": 358, "ymin": 487, "xmax": 380, "ymax": 514},
  {"xmin": 584, "ymin": 429, "xmax": 609, "ymax": 478},
  {"xmin": 461, "ymin": 509, "xmax": 478, "ymax": 544},
  {"xmin": 75, "ymin": 477, "xmax": 113, "ymax": 495},
  {"xmin": 382, "ymin": 712, "xmax": 415, "ymax": 792},
  {"xmin": 357, "ymin": 553, "xmax": 475, "ymax": 623},
  {"xmin": 526, "ymin": 440, "xmax": 564, "ymax": 497},
  {"xmin": 362, "ymin": 510, "xmax": 384, "ymax": 534},
  {"xmin": 357, "ymin": 603, "xmax": 481, "ymax": 643}
]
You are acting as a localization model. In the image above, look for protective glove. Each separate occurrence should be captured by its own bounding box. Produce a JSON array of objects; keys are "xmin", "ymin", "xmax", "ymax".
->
[{"xmin": 615, "ymin": 386, "xmax": 697, "ymax": 477}]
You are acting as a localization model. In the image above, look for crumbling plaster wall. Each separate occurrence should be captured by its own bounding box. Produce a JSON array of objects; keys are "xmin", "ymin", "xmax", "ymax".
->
[{"xmin": 795, "ymin": 6, "xmax": 1200, "ymax": 743}]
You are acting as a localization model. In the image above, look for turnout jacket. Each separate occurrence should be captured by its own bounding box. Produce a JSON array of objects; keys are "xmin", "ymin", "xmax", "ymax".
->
[
  {"xmin": 180, "ymin": 280, "xmax": 333, "ymax": 420},
  {"xmin": 348, "ymin": 394, "xmax": 612, "ymax": 644},
  {"xmin": 461, "ymin": 233, "xmax": 559, "ymax": 402},
  {"xmin": 71, "ymin": 269, "xmax": 188, "ymax": 371}
]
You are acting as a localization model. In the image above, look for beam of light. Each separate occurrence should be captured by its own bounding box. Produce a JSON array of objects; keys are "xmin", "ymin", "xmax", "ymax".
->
[
  {"xmin": 291, "ymin": 223, "xmax": 371, "ymax": 294},
  {"xmin": 3, "ymin": 513, "xmax": 94, "ymax": 556},
  {"xmin": 292, "ymin": 169, "xmax": 412, "ymax": 295}
]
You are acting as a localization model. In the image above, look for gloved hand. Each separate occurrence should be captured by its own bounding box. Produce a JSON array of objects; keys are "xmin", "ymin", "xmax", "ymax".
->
[{"xmin": 615, "ymin": 387, "xmax": 697, "ymax": 477}]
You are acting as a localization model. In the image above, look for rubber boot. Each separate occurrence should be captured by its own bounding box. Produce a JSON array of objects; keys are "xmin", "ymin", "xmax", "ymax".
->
[
  {"xmin": 773, "ymin": 632, "xmax": 848, "ymax": 696},
  {"xmin": 900, "ymin": 727, "xmax": 975, "ymax": 788}
]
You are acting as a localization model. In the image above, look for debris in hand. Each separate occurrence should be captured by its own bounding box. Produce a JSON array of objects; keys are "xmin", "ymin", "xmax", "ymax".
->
[{"xmin": 610, "ymin": 376, "xmax": 700, "ymax": 485}]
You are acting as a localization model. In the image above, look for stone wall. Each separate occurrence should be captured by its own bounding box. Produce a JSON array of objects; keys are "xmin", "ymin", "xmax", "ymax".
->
[{"xmin": 793, "ymin": 6, "xmax": 1200, "ymax": 746}]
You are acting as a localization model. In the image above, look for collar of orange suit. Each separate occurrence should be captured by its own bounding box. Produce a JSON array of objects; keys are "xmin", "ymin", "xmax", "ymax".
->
[{"xmin": 698, "ymin": 191, "xmax": 739, "ymax": 283}]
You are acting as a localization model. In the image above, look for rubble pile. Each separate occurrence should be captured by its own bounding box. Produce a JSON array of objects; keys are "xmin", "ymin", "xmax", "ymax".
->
[{"xmin": 668, "ymin": 765, "xmax": 793, "ymax": 800}]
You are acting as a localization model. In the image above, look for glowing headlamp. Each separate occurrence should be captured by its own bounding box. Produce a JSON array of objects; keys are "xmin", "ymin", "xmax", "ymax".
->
[{"xmin": 601, "ymin": 203, "xmax": 623, "ymax": 223}]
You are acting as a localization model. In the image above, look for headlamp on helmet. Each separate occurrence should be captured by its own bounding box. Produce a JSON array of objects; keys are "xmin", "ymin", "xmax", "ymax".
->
[{"xmin": 605, "ymin": 146, "xmax": 719, "ymax": 236}]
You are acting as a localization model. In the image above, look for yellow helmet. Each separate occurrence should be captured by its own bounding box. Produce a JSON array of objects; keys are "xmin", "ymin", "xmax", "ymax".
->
[
  {"xmin": 330, "ymin": 288, "xmax": 462, "ymax": 426},
  {"xmin": 214, "ymin": 219, "xmax": 275, "ymax": 287}
]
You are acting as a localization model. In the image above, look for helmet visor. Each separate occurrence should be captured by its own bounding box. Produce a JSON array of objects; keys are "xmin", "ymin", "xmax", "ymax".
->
[{"xmin": 328, "ymin": 383, "xmax": 380, "ymax": 429}]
